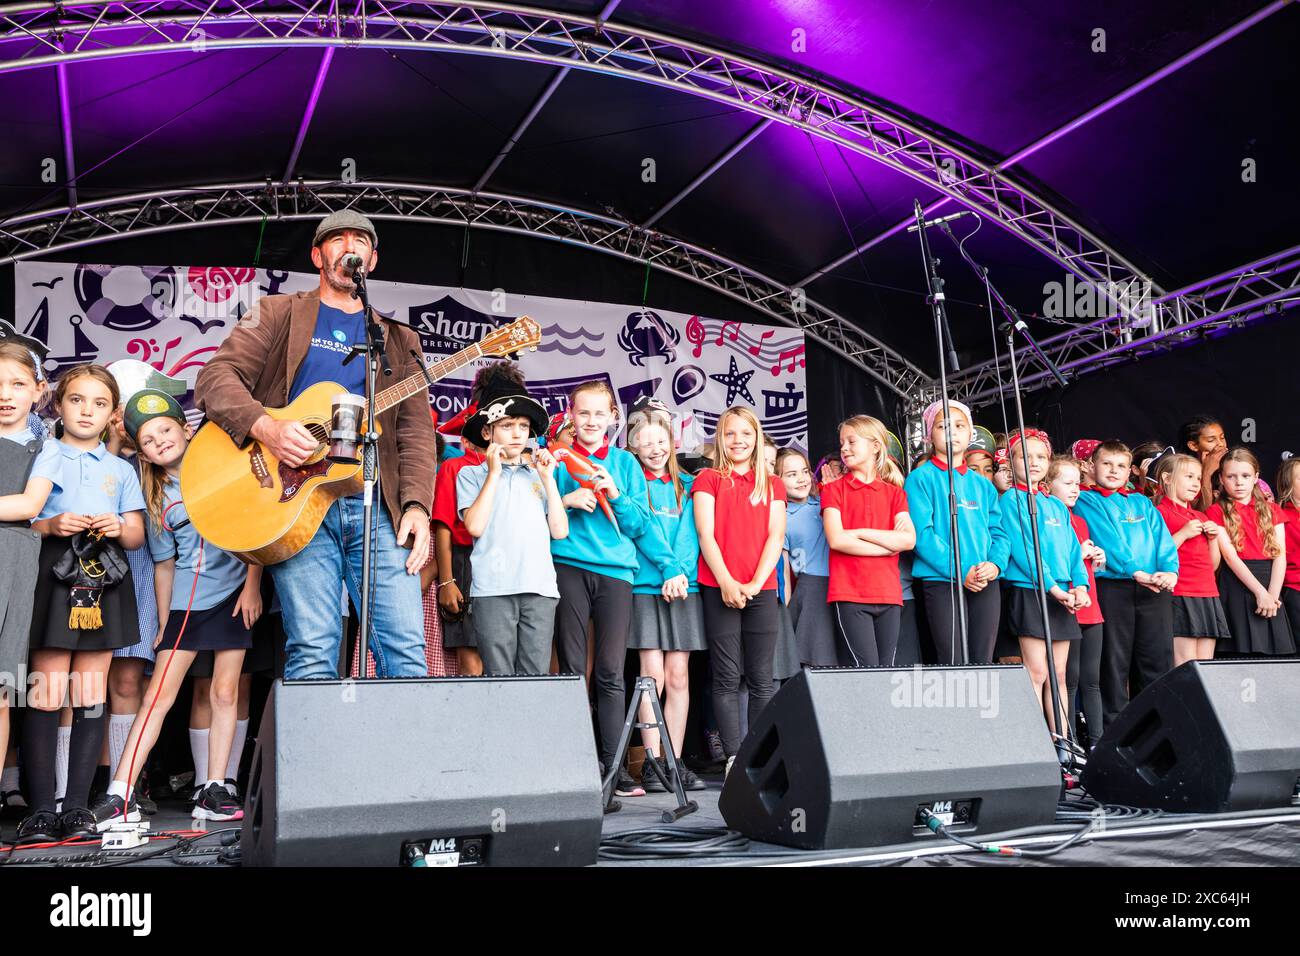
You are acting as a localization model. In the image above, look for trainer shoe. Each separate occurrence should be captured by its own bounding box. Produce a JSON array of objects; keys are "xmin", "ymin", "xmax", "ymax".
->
[
  {"xmin": 192, "ymin": 782, "xmax": 243, "ymax": 822},
  {"xmin": 675, "ymin": 764, "xmax": 708, "ymax": 792},
  {"xmin": 90, "ymin": 791, "xmax": 141, "ymax": 831},
  {"xmin": 705, "ymin": 728, "xmax": 725, "ymax": 763},
  {"xmin": 15, "ymin": 809, "xmax": 61, "ymax": 845},
  {"xmin": 614, "ymin": 768, "xmax": 646, "ymax": 797},
  {"xmin": 641, "ymin": 756, "xmax": 667, "ymax": 793},
  {"xmin": 59, "ymin": 808, "xmax": 98, "ymax": 840}
]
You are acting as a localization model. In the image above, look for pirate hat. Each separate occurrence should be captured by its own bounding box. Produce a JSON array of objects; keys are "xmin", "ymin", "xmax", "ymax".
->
[{"xmin": 461, "ymin": 378, "xmax": 548, "ymax": 441}]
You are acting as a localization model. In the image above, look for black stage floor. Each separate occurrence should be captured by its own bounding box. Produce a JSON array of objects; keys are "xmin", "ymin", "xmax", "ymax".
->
[{"xmin": 4, "ymin": 776, "xmax": 1299, "ymax": 868}]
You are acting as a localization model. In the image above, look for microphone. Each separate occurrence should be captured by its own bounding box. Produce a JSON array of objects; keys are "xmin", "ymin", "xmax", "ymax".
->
[
  {"xmin": 340, "ymin": 252, "xmax": 366, "ymax": 273},
  {"xmin": 906, "ymin": 210, "xmax": 973, "ymax": 233}
]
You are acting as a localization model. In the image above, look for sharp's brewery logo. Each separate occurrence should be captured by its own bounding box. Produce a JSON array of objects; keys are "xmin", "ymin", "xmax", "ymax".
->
[
  {"xmin": 410, "ymin": 295, "xmax": 504, "ymax": 354},
  {"xmin": 50, "ymin": 886, "xmax": 152, "ymax": 936}
]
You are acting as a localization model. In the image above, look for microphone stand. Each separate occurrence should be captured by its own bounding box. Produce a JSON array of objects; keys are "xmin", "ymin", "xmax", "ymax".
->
[
  {"xmin": 938, "ymin": 221, "xmax": 1078, "ymax": 767},
  {"xmin": 342, "ymin": 264, "xmax": 392, "ymax": 678},
  {"xmin": 912, "ymin": 200, "xmax": 968, "ymax": 664}
]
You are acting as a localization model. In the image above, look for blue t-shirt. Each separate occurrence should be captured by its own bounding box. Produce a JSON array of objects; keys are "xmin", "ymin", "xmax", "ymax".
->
[
  {"xmin": 784, "ymin": 496, "xmax": 830, "ymax": 577},
  {"xmin": 287, "ymin": 303, "xmax": 368, "ymax": 403},
  {"xmin": 148, "ymin": 480, "xmax": 248, "ymax": 611},
  {"xmin": 2, "ymin": 428, "xmax": 63, "ymax": 501},
  {"xmin": 38, "ymin": 441, "xmax": 144, "ymax": 520}
]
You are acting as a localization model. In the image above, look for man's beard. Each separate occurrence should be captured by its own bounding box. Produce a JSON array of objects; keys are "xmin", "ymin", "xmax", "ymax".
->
[{"xmin": 321, "ymin": 254, "xmax": 356, "ymax": 293}]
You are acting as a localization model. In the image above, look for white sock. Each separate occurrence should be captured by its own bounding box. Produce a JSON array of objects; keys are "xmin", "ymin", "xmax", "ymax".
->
[
  {"xmin": 225, "ymin": 719, "xmax": 248, "ymax": 781},
  {"xmin": 0, "ymin": 765, "xmax": 18, "ymax": 791},
  {"xmin": 108, "ymin": 714, "xmax": 134, "ymax": 777},
  {"xmin": 205, "ymin": 778, "xmax": 224, "ymax": 791},
  {"xmin": 55, "ymin": 725, "xmax": 71, "ymax": 803},
  {"xmin": 189, "ymin": 728, "xmax": 209, "ymax": 784},
  {"xmin": 107, "ymin": 779, "xmax": 131, "ymax": 801}
]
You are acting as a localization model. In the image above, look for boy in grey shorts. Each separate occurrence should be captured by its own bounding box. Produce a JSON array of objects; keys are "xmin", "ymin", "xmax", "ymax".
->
[{"xmin": 457, "ymin": 371, "xmax": 568, "ymax": 675}]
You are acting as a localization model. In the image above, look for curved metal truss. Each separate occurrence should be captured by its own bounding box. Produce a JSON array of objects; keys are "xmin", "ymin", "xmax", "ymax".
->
[
  {"xmin": 0, "ymin": 179, "xmax": 934, "ymax": 396},
  {"xmin": 0, "ymin": 0, "xmax": 1157, "ymax": 309},
  {"xmin": 948, "ymin": 242, "xmax": 1300, "ymax": 405}
]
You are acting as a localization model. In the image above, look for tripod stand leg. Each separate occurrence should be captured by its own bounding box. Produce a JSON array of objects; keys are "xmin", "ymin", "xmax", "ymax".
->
[{"xmin": 646, "ymin": 677, "xmax": 699, "ymax": 822}]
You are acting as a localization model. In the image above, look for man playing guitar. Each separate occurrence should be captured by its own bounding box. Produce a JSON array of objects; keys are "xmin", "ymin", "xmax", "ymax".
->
[{"xmin": 195, "ymin": 211, "xmax": 435, "ymax": 679}]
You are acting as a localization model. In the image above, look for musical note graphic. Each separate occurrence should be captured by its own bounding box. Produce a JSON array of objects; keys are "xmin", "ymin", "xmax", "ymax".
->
[
  {"xmin": 771, "ymin": 345, "xmax": 806, "ymax": 376},
  {"xmin": 748, "ymin": 328, "xmax": 775, "ymax": 358},
  {"xmin": 714, "ymin": 321, "xmax": 741, "ymax": 346}
]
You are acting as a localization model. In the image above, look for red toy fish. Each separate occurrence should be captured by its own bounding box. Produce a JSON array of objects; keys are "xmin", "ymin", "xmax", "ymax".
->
[{"xmin": 552, "ymin": 447, "xmax": 618, "ymax": 530}]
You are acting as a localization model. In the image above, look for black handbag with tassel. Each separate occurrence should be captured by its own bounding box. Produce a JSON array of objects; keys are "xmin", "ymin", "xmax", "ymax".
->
[{"xmin": 51, "ymin": 529, "xmax": 130, "ymax": 630}]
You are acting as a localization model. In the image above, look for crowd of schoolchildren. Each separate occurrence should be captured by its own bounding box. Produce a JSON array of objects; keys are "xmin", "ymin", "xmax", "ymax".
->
[{"xmin": 2, "ymin": 349, "xmax": 1297, "ymax": 845}]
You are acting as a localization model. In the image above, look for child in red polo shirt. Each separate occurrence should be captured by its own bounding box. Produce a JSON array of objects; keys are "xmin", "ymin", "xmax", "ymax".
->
[
  {"xmin": 1155, "ymin": 454, "xmax": 1232, "ymax": 666},
  {"xmin": 1277, "ymin": 458, "xmax": 1300, "ymax": 638},
  {"xmin": 820, "ymin": 416, "xmax": 914, "ymax": 666},
  {"xmin": 1206, "ymin": 448, "xmax": 1293, "ymax": 656},
  {"xmin": 694, "ymin": 406, "xmax": 787, "ymax": 775}
]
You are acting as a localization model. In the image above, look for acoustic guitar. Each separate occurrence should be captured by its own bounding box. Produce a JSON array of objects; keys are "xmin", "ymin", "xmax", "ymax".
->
[{"xmin": 180, "ymin": 316, "xmax": 542, "ymax": 566}]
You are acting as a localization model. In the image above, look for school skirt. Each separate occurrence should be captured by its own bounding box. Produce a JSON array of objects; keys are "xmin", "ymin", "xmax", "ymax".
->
[
  {"xmin": 0, "ymin": 524, "xmax": 40, "ymax": 690},
  {"xmin": 1219, "ymin": 560, "xmax": 1296, "ymax": 656},
  {"xmin": 790, "ymin": 574, "xmax": 837, "ymax": 667},
  {"xmin": 1171, "ymin": 594, "xmax": 1231, "ymax": 641},
  {"xmin": 441, "ymin": 544, "xmax": 477, "ymax": 649},
  {"xmin": 29, "ymin": 535, "xmax": 139, "ymax": 653},
  {"xmin": 112, "ymin": 544, "xmax": 157, "ymax": 663},
  {"xmin": 157, "ymin": 586, "xmax": 252, "ymax": 655},
  {"xmin": 773, "ymin": 599, "xmax": 801, "ymax": 680},
  {"xmin": 1005, "ymin": 586, "xmax": 1082, "ymax": 642},
  {"xmin": 628, "ymin": 591, "xmax": 708, "ymax": 652}
]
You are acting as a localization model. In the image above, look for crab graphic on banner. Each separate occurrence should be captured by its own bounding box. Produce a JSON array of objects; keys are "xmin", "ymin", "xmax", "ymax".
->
[{"xmin": 15, "ymin": 265, "xmax": 807, "ymax": 451}]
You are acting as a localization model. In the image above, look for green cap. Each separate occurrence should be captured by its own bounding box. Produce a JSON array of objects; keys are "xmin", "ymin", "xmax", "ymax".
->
[{"xmin": 123, "ymin": 388, "xmax": 187, "ymax": 442}]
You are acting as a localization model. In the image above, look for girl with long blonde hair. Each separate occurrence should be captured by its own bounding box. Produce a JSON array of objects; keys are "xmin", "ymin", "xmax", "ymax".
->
[
  {"xmin": 693, "ymin": 406, "xmax": 786, "ymax": 776},
  {"xmin": 821, "ymin": 416, "xmax": 914, "ymax": 667}
]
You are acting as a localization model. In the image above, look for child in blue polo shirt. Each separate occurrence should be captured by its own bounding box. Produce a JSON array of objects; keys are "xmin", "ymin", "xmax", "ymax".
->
[
  {"xmin": 457, "ymin": 370, "xmax": 567, "ymax": 677},
  {"xmin": 1074, "ymin": 440, "xmax": 1178, "ymax": 730},
  {"xmin": 992, "ymin": 430, "xmax": 1089, "ymax": 733},
  {"xmin": 903, "ymin": 399, "xmax": 1008, "ymax": 664},
  {"xmin": 92, "ymin": 389, "xmax": 262, "ymax": 831},
  {"xmin": 19, "ymin": 365, "xmax": 144, "ymax": 845},
  {"xmin": 777, "ymin": 448, "xmax": 835, "ymax": 667},
  {"xmin": 624, "ymin": 398, "xmax": 706, "ymax": 793}
]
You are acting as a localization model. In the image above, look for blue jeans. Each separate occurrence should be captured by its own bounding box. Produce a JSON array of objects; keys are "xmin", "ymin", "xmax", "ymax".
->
[{"xmin": 270, "ymin": 497, "xmax": 426, "ymax": 680}]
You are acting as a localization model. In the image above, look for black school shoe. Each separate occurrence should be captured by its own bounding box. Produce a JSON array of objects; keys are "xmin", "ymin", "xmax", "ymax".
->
[
  {"xmin": 59, "ymin": 808, "xmax": 98, "ymax": 840},
  {"xmin": 90, "ymin": 791, "xmax": 141, "ymax": 831},
  {"xmin": 15, "ymin": 809, "xmax": 61, "ymax": 845},
  {"xmin": 192, "ymin": 783, "xmax": 243, "ymax": 822}
]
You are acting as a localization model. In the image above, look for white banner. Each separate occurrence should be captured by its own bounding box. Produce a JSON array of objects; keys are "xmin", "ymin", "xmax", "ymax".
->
[{"xmin": 14, "ymin": 263, "xmax": 809, "ymax": 451}]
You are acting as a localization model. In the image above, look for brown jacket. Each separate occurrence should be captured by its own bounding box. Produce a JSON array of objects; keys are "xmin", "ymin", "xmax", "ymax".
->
[{"xmin": 195, "ymin": 289, "xmax": 436, "ymax": 528}]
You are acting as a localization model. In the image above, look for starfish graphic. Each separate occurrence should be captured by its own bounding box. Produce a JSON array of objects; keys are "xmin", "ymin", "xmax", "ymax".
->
[{"xmin": 709, "ymin": 355, "xmax": 756, "ymax": 405}]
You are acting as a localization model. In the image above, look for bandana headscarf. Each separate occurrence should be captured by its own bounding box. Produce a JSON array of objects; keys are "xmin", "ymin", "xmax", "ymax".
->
[
  {"xmin": 1071, "ymin": 438, "xmax": 1102, "ymax": 462},
  {"xmin": 922, "ymin": 399, "xmax": 972, "ymax": 441},
  {"xmin": 1008, "ymin": 428, "xmax": 1053, "ymax": 456}
]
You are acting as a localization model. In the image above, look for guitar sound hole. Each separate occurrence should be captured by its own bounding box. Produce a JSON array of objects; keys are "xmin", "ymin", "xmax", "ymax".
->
[{"xmin": 303, "ymin": 421, "xmax": 330, "ymax": 445}]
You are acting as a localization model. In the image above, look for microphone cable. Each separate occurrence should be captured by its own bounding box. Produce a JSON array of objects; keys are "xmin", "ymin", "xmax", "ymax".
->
[{"xmin": 120, "ymin": 497, "xmax": 204, "ymax": 805}]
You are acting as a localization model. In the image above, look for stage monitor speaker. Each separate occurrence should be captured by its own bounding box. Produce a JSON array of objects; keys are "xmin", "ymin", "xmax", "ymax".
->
[
  {"xmin": 718, "ymin": 666, "xmax": 1062, "ymax": 850},
  {"xmin": 1083, "ymin": 659, "xmax": 1300, "ymax": 813},
  {"xmin": 242, "ymin": 675, "xmax": 604, "ymax": 866}
]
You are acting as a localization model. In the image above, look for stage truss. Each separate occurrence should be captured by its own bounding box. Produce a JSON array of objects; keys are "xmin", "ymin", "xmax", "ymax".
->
[
  {"xmin": 0, "ymin": 179, "xmax": 934, "ymax": 397},
  {"xmin": 0, "ymin": 0, "xmax": 1157, "ymax": 312},
  {"xmin": 947, "ymin": 242, "xmax": 1300, "ymax": 406}
]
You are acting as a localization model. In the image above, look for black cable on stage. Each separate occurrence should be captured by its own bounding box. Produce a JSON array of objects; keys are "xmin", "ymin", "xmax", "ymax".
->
[
  {"xmin": 599, "ymin": 825, "xmax": 766, "ymax": 861},
  {"xmin": 0, "ymin": 826, "xmax": 241, "ymax": 868}
]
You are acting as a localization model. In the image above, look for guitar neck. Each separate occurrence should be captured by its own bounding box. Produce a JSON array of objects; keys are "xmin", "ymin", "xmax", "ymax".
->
[{"xmin": 372, "ymin": 342, "xmax": 485, "ymax": 414}]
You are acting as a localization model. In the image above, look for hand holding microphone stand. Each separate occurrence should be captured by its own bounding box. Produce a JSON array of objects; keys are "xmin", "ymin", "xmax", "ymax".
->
[{"xmin": 338, "ymin": 251, "xmax": 392, "ymax": 678}]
